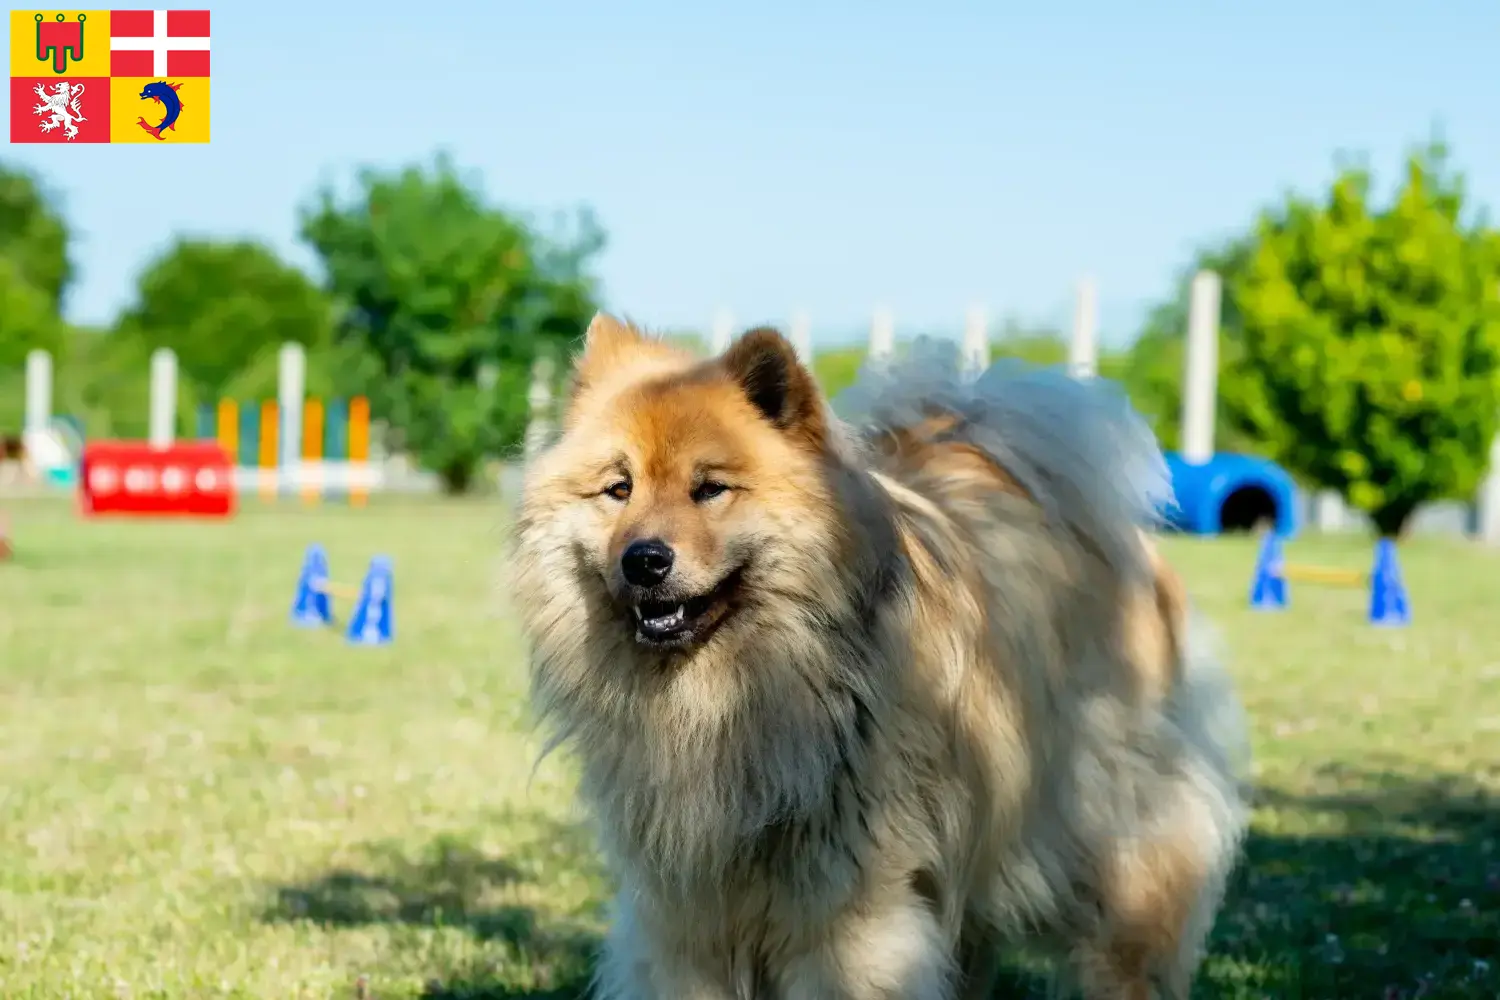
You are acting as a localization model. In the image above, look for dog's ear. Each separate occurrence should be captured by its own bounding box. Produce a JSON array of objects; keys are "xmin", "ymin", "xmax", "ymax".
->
[
  {"xmin": 569, "ymin": 312, "xmax": 647, "ymax": 401},
  {"xmin": 720, "ymin": 327, "xmax": 826, "ymax": 446}
]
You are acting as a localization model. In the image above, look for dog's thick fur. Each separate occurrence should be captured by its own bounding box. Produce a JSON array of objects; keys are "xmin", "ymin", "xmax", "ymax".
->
[{"xmin": 511, "ymin": 315, "xmax": 1249, "ymax": 999}]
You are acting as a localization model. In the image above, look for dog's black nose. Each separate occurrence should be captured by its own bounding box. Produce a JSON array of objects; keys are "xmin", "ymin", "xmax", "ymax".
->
[{"xmin": 621, "ymin": 539, "xmax": 675, "ymax": 587}]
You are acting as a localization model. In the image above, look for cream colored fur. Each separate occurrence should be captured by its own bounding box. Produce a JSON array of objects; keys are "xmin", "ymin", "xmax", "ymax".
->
[{"xmin": 511, "ymin": 322, "xmax": 1249, "ymax": 999}]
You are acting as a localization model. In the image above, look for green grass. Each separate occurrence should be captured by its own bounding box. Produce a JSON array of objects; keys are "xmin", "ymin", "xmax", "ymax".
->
[{"xmin": 1, "ymin": 499, "xmax": 1497, "ymax": 999}]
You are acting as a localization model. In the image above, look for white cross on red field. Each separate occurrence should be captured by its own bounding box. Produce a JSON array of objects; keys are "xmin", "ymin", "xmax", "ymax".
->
[{"xmin": 109, "ymin": 9, "xmax": 211, "ymax": 78}]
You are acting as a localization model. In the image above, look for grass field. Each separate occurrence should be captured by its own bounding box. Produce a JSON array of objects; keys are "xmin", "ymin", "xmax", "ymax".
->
[{"xmin": 2, "ymin": 498, "xmax": 1498, "ymax": 999}]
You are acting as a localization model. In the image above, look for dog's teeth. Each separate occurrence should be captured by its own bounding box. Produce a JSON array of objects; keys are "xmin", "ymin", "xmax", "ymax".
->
[{"xmin": 640, "ymin": 604, "xmax": 687, "ymax": 630}]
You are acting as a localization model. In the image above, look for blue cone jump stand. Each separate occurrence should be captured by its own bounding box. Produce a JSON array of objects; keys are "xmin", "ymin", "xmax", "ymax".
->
[
  {"xmin": 1246, "ymin": 531, "xmax": 1409, "ymax": 627},
  {"xmin": 290, "ymin": 544, "xmax": 334, "ymax": 627},
  {"xmin": 1367, "ymin": 538, "xmax": 1411, "ymax": 627},
  {"xmin": 289, "ymin": 544, "xmax": 394, "ymax": 645},
  {"xmin": 347, "ymin": 555, "xmax": 395, "ymax": 646},
  {"xmin": 1249, "ymin": 532, "xmax": 1288, "ymax": 611}
]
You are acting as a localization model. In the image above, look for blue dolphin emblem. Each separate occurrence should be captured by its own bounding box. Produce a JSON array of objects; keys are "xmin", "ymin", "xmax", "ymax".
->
[{"xmin": 137, "ymin": 80, "xmax": 183, "ymax": 140}]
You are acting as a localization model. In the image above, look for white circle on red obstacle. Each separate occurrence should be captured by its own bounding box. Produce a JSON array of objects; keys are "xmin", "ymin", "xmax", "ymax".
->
[
  {"xmin": 124, "ymin": 466, "xmax": 156, "ymax": 494},
  {"xmin": 195, "ymin": 467, "xmax": 221, "ymax": 493},
  {"xmin": 89, "ymin": 465, "xmax": 120, "ymax": 494},
  {"xmin": 160, "ymin": 466, "xmax": 187, "ymax": 494}
]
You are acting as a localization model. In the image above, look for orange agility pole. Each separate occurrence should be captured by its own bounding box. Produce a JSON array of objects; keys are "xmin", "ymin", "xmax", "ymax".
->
[
  {"xmin": 301, "ymin": 397, "xmax": 324, "ymax": 505},
  {"xmin": 349, "ymin": 396, "xmax": 370, "ymax": 508},
  {"xmin": 258, "ymin": 400, "xmax": 278, "ymax": 501},
  {"xmin": 216, "ymin": 398, "xmax": 238, "ymax": 466}
]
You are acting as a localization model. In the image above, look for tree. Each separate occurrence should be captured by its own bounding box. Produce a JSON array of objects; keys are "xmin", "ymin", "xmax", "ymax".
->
[
  {"xmin": 0, "ymin": 255, "xmax": 64, "ymax": 369},
  {"xmin": 61, "ymin": 326, "xmax": 204, "ymax": 440},
  {"xmin": 1230, "ymin": 141, "xmax": 1500, "ymax": 536},
  {"xmin": 114, "ymin": 238, "xmax": 332, "ymax": 398},
  {"xmin": 218, "ymin": 338, "xmax": 374, "ymax": 406},
  {"xmin": 0, "ymin": 255, "xmax": 70, "ymax": 434},
  {"xmin": 0, "ymin": 164, "xmax": 71, "ymax": 432},
  {"xmin": 299, "ymin": 156, "xmax": 604, "ymax": 493},
  {"xmin": 0, "ymin": 162, "xmax": 72, "ymax": 308}
]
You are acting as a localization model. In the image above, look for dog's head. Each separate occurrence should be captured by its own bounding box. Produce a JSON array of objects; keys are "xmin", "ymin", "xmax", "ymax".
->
[{"xmin": 515, "ymin": 314, "xmax": 851, "ymax": 660}]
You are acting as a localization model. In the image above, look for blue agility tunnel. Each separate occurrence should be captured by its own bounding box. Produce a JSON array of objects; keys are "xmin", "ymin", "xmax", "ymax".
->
[{"xmin": 1161, "ymin": 452, "xmax": 1299, "ymax": 537}]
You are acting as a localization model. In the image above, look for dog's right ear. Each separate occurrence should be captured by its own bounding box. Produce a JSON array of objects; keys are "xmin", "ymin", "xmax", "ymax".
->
[
  {"xmin": 568, "ymin": 312, "xmax": 647, "ymax": 403},
  {"xmin": 720, "ymin": 327, "xmax": 827, "ymax": 447}
]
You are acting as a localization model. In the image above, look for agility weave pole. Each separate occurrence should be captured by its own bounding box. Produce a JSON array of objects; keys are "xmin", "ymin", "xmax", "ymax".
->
[
  {"xmin": 289, "ymin": 543, "xmax": 394, "ymax": 645},
  {"xmin": 1249, "ymin": 532, "xmax": 1410, "ymax": 626},
  {"xmin": 198, "ymin": 394, "xmax": 372, "ymax": 506}
]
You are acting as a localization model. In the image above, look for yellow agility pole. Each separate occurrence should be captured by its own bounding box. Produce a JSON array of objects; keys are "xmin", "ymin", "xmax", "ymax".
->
[{"xmin": 1283, "ymin": 565, "xmax": 1366, "ymax": 587}]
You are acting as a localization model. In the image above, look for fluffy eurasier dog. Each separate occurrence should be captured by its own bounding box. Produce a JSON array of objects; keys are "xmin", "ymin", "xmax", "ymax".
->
[{"xmin": 511, "ymin": 314, "xmax": 1249, "ymax": 999}]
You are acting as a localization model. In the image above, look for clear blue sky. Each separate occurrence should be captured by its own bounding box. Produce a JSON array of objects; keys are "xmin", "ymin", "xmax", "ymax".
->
[{"xmin": 6, "ymin": 0, "xmax": 1498, "ymax": 348}]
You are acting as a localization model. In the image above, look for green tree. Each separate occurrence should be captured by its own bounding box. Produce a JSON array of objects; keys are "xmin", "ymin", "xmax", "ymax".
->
[
  {"xmin": 65, "ymin": 329, "xmax": 200, "ymax": 440},
  {"xmin": 114, "ymin": 239, "xmax": 331, "ymax": 398},
  {"xmin": 0, "ymin": 255, "xmax": 64, "ymax": 371},
  {"xmin": 1231, "ymin": 141, "xmax": 1500, "ymax": 536},
  {"xmin": 0, "ymin": 162, "xmax": 72, "ymax": 307},
  {"xmin": 218, "ymin": 338, "xmax": 374, "ymax": 406},
  {"xmin": 299, "ymin": 156, "xmax": 604, "ymax": 493},
  {"xmin": 813, "ymin": 346, "xmax": 866, "ymax": 399},
  {"xmin": 989, "ymin": 320, "xmax": 1069, "ymax": 368},
  {"xmin": 0, "ymin": 165, "xmax": 71, "ymax": 426}
]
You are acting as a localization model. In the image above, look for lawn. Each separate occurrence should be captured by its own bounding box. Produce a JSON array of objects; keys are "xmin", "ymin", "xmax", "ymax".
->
[{"xmin": 1, "ymin": 498, "xmax": 1497, "ymax": 999}]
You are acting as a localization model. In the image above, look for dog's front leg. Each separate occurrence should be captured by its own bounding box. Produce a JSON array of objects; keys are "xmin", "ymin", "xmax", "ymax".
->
[
  {"xmin": 593, "ymin": 893, "xmax": 739, "ymax": 1000},
  {"xmin": 775, "ymin": 895, "xmax": 956, "ymax": 1000}
]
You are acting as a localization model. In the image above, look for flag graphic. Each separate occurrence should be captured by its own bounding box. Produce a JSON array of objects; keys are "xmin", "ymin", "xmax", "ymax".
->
[{"xmin": 9, "ymin": 8, "xmax": 210, "ymax": 144}]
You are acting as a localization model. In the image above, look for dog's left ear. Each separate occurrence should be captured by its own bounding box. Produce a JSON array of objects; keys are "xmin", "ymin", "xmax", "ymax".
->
[{"xmin": 720, "ymin": 327, "xmax": 826, "ymax": 446}]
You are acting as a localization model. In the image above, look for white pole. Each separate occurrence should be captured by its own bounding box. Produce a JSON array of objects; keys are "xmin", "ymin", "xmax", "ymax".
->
[
  {"xmin": 1313, "ymin": 490, "xmax": 1347, "ymax": 533},
  {"xmin": 148, "ymin": 347, "xmax": 177, "ymax": 448},
  {"xmin": 1179, "ymin": 271, "xmax": 1221, "ymax": 465},
  {"xmin": 789, "ymin": 310, "xmax": 812, "ymax": 363},
  {"xmin": 1479, "ymin": 282, "xmax": 1500, "ymax": 544},
  {"xmin": 869, "ymin": 306, "xmax": 895, "ymax": 365},
  {"xmin": 1069, "ymin": 276, "xmax": 1098, "ymax": 379},
  {"xmin": 1477, "ymin": 436, "xmax": 1500, "ymax": 544},
  {"xmin": 24, "ymin": 349, "xmax": 51, "ymax": 437},
  {"xmin": 277, "ymin": 342, "xmax": 306, "ymax": 489},
  {"xmin": 524, "ymin": 353, "xmax": 555, "ymax": 460},
  {"xmin": 709, "ymin": 309, "xmax": 734, "ymax": 355},
  {"xmin": 961, "ymin": 305, "xmax": 988, "ymax": 379}
]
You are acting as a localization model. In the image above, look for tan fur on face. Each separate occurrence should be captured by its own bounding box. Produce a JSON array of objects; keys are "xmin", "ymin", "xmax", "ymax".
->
[{"xmin": 511, "ymin": 316, "xmax": 1249, "ymax": 1000}]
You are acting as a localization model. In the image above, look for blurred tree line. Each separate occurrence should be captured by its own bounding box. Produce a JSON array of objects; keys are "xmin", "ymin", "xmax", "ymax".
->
[
  {"xmin": 1, "ymin": 139, "xmax": 1497, "ymax": 532},
  {"xmin": 0, "ymin": 155, "xmax": 602, "ymax": 494}
]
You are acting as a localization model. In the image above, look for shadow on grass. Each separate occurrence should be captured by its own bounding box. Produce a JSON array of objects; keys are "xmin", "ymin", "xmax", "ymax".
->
[
  {"xmin": 1196, "ymin": 768, "xmax": 1500, "ymax": 1000},
  {"xmin": 263, "ymin": 813, "xmax": 604, "ymax": 999},
  {"xmin": 264, "ymin": 774, "xmax": 1499, "ymax": 999},
  {"xmin": 982, "ymin": 769, "xmax": 1500, "ymax": 998}
]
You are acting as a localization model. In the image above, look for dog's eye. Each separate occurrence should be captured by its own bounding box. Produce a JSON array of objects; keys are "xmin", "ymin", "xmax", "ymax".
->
[
  {"xmin": 692, "ymin": 481, "xmax": 730, "ymax": 503},
  {"xmin": 603, "ymin": 481, "xmax": 632, "ymax": 502}
]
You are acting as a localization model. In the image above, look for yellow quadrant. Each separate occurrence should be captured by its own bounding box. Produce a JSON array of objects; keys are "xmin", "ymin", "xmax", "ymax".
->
[
  {"xmin": 9, "ymin": 9, "xmax": 109, "ymax": 79},
  {"xmin": 110, "ymin": 75, "xmax": 211, "ymax": 144}
]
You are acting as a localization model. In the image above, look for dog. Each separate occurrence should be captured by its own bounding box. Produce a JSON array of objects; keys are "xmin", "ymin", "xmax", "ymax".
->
[{"xmin": 510, "ymin": 314, "xmax": 1249, "ymax": 999}]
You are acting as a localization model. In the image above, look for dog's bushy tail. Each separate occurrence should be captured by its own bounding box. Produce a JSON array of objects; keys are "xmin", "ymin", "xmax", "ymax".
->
[
  {"xmin": 832, "ymin": 337, "xmax": 1173, "ymax": 579},
  {"xmin": 835, "ymin": 337, "xmax": 1249, "ymax": 770}
]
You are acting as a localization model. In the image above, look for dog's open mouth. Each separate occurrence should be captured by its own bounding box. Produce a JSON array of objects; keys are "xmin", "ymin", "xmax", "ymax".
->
[{"xmin": 629, "ymin": 570, "xmax": 742, "ymax": 648}]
